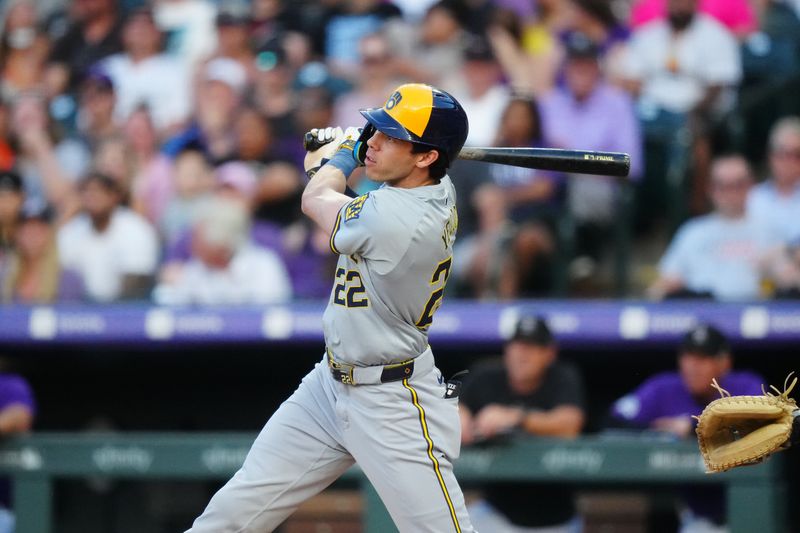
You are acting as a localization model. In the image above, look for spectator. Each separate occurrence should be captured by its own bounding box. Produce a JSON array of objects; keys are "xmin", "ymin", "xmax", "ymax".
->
[
  {"xmin": 451, "ymin": 35, "xmax": 511, "ymax": 147},
  {"xmin": 233, "ymin": 106, "xmax": 303, "ymax": 185},
  {"xmin": 250, "ymin": 40, "xmax": 297, "ymax": 139},
  {"xmin": 211, "ymin": 3, "xmax": 257, "ymax": 84},
  {"xmin": 460, "ymin": 313, "xmax": 585, "ymax": 532},
  {"xmin": 163, "ymin": 57, "xmax": 246, "ymax": 164},
  {"xmin": 153, "ymin": 0, "xmax": 218, "ymax": 71},
  {"xmin": 57, "ymin": 172, "xmax": 159, "ymax": 302},
  {"xmin": 332, "ymin": 32, "xmax": 407, "ymax": 142},
  {"xmin": 560, "ymin": 0, "xmax": 631, "ymax": 82},
  {"xmin": 609, "ymin": 323, "xmax": 764, "ymax": 532},
  {"xmin": 386, "ymin": 0, "xmax": 469, "ymax": 89},
  {"xmin": 0, "ymin": 370, "xmax": 35, "ymax": 533},
  {"xmin": 74, "ymin": 67, "xmax": 119, "ymax": 151},
  {"xmin": 0, "ymin": 0, "xmax": 50, "ymax": 102},
  {"xmin": 630, "ymin": 0, "xmax": 758, "ymax": 38},
  {"xmin": 91, "ymin": 134, "xmax": 134, "ymax": 203},
  {"xmin": 1, "ymin": 202, "xmax": 83, "ymax": 303},
  {"xmin": 323, "ymin": 0, "xmax": 402, "ymax": 77},
  {"xmin": 9, "ymin": 92, "xmax": 87, "ymax": 219},
  {"xmin": 747, "ymin": 116, "xmax": 800, "ymax": 244},
  {"xmin": 648, "ymin": 154, "xmax": 775, "ymax": 301},
  {"xmin": 454, "ymin": 96, "xmax": 561, "ymax": 298},
  {"xmin": 153, "ymin": 196, "xmax": 292, "ymax": 305},
  {"xmin": 0, "ymin": 171, "xmax": 24, "ymax": 259},
  {"xmin": 100, "ymin": 7, "xmax": 191, "ymax": 135},
  {"xmin": 123, "ymin": 106, "xmax": 174, "ymax": 225},
  {"xmin": 159, "ymin": 144, "xmax": 214, "ymax": 245},
  {"xmin": 540, "ymin": 32, "xmax": 641, "ymax": 263},
  {"xmin": 0, "ymin": 101, "xmax": 13, "ymax": 171},
  {"xmin": 622, "ymin": 0, "xmax": 741, "ymax": 213},
  {"xmin": 44, "ymin": 0, "xmax": 123, "ymax": 97}
]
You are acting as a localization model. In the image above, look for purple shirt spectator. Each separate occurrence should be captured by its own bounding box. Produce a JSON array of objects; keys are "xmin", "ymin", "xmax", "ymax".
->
[
  {"xmin": 611, "ymin": 370, "xmax": 763, "ymax": 426},
  {"xmin": 540, "ymin": 82, "xmax": 642, "ymax": 179}
]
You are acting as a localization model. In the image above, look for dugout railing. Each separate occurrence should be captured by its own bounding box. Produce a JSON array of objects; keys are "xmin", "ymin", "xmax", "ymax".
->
[{"xmin": 0, "ymin": 432, "xmax": 786, "ymax": 533}]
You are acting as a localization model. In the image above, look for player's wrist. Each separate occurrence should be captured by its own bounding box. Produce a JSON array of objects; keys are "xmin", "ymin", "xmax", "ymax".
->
[{"xmin": 326, "ymin": 144, "xmax": 359, "ymax": 177}]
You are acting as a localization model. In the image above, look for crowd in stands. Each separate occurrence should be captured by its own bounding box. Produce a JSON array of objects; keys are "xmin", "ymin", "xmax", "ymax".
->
[{"xmin": 0, "ymin": 0, "xmax": 799, "ymax": 305}]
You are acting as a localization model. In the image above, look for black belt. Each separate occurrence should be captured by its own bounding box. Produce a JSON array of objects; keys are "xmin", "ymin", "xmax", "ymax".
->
[{"xmin": 327, "ymin": 350, "xmax": 414, "ymax": 385}]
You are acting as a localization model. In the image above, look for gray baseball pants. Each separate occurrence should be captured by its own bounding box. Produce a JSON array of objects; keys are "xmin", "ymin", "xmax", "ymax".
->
[{"xmin": 187, "ymin": 349, "xmax": 474, "ymax": 532}]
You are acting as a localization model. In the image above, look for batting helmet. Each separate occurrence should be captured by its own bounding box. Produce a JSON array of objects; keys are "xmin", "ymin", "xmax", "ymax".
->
[{"xmin": 359, "ymin": 83, "xmax": 469, "ymax": 166}]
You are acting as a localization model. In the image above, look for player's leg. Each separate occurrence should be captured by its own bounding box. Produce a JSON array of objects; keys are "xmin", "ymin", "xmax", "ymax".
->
[
  {"xmin": 187, "ymin": 362, "xmax": 354, "ymax": 533},
  {"xmin": 345, "ymin": 364, "xmax": 475, "ymax": 532}
]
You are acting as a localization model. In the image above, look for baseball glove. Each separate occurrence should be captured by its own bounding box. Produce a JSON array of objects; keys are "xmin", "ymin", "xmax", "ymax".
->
[{"xmin": 694, "ymin": 373, "xmax": 799, "ymax": 473}]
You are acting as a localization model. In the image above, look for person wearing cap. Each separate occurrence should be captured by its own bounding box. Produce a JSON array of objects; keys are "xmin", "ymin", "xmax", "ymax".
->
[
  {"xmin": 539, "ymin": 31, "xmax": 641, "ymax": 270},
  {"xmin": 1, "ymin": 201, "xmax": 84, "ymax": 303},
  {"xmin": 609, "ymin": 323, "xmax": 763, "ymax": 532},
  {"xmin": 75, "ymin": 65, "xmax": 118, "ymax": 150},
  {"xmin": 99, "ymin": 7, "xmax": 191, "ymax": 134},
  {"xmin": 450, "ymin": 34, "xmax": 511, "ymax": 147},
  {"xmin": 212, "ymin": 3, "xmax": 256, "ymax": 83},
  {"xmin": 459, "ymin": 314, "xmax": 586, "ymax": 532},
  {"xmin": 56, "ymin": 172, "xmax": 158, "ymax": 302}
]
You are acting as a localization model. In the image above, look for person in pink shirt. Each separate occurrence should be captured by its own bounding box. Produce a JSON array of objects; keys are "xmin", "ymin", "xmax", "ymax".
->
[{"xmin": 630, "ymin": 0, "xmax": 757, "ymax": 37}]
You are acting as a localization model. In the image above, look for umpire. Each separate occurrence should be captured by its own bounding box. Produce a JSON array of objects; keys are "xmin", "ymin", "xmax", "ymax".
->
[{"xmin": 459, "ymin": 313, "xmax": 586, "ymax": 532}]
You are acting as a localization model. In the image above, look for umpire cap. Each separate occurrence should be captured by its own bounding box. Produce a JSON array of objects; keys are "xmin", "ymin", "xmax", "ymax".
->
[
  {"xmin": 359, "ymin": 83, "xmax": 469, "ymax": 166},
  {"xmin": 680, "ymin": 324, "xmax": 730, "ymax": 357}
]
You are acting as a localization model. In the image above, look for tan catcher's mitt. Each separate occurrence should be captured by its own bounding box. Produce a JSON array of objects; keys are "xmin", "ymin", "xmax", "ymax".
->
[{"xmin": 695, "ymin": 373, "xmax": 800, "ymax": 473}]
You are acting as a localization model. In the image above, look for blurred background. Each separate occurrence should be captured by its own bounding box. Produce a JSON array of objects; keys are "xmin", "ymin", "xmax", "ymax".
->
[{"xmin": 0, "ymin": 0, "xmax": 799, "ymax": 531}]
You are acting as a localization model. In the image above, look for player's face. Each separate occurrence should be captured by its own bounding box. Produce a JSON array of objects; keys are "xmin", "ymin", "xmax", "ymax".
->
[
  {"xmin": 679, "ymin": 352, "xmax": 731, "ymax": 396},
  {"xmin": 364, "ymin": 131, "xmax": 433, "ymax": 186}
]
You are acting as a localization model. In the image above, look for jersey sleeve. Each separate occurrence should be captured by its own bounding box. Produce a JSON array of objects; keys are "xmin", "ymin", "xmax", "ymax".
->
[{"xmin": 329, "ymin": 190, "xmax": 413, "ymax": 268}]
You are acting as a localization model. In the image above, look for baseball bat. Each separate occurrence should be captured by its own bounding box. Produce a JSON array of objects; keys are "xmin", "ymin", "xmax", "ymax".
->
[{"xmin": 303, "ymin": 132, "xmax": 630, "ymax": 177}]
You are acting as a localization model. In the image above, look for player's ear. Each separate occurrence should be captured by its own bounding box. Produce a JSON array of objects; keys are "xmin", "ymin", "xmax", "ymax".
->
[{"xmin": 415, "ymin": 149, "xmax": 439, "ymax": 169}]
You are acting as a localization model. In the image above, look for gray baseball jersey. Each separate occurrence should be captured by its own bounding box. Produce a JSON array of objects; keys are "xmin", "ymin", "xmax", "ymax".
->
[
  {"xmin": 324, "ymin": 176, "xmax": 458, "ymax": 365},
  {"xmin": 187, "ymin": 175, "xmax": 475, "ymax": 533}
]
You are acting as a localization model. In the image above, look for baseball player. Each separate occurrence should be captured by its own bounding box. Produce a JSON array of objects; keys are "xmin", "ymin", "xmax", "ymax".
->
[{"xmin": 187, "ymin": 83, "xmax": 475, "ymax": 532}]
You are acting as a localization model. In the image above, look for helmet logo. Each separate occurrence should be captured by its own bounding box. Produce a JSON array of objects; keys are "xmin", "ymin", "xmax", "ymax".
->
[{"xmin": 385, "ymin": 91, "xmax": 403, "ymax": 110}]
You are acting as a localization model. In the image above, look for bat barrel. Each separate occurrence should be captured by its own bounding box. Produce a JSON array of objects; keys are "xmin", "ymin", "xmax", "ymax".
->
[{"xmin": 457, "ymin": 147, "xmax": 631, "ymax": 177}]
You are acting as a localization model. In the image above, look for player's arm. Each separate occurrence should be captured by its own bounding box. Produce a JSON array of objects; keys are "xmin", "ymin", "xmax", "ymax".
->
[{"xmin": 301, "ymin": 127, "xmax": 361, "ymax": 237}]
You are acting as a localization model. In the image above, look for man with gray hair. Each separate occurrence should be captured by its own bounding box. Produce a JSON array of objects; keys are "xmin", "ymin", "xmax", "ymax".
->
[
  {"xmin": 747, "ymin": 116, "xmax": 800, "ymax": 243},
  {"xmin": 153, "ymin": 196, "xmax": 292, "ymax": 305}
]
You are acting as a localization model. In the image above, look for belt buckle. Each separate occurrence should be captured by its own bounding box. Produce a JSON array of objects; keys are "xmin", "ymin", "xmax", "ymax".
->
[{"xmin": 328, "ymin": 352, "xmax": 355, "ymax": 385}]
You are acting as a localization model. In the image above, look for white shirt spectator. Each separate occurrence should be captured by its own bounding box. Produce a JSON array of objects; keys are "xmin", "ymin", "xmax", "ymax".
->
[
  {"xmin": 454, "ymin": 85, "xmax": 511, "ymax": 147},
  {"xmin": 102, "ymin": 53, "xmax": 191, "ymax": 131},
  {"xmin": 747, "ymin": 181, "xmax": 800, "ymax": 243},
  {"xmin": 154, "ymin": 0, "xmax": 218, "ymax": 70},
  {"xmin": 659, "ymin": 214, "xmax": 774, "ymax": 301},
  {"xmin": 154, "ymin": 244, "xmax": 292, "ymax": 305},
  {"xmin": 624, "ymin": 14, "xmax": 741, "ymax": 114},
  {"xmin": 57, "ymin": 208, "xmax": 159, "ymax": 302}
]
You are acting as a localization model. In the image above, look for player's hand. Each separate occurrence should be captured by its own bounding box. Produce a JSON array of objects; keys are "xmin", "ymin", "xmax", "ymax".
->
[
  {"xmin": 303, "ymin": 127, "xmax": 343, "ymax": 173},
  {"xmin": 473, "ymin": 404, "xmax": 525, "ymax": 439},
  {"xmin": 303, "ymin": 127, "xmax": 363, "ymax": 176}
]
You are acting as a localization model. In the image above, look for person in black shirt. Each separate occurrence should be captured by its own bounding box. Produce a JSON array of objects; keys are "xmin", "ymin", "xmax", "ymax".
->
[
  {"xmin": 44, "ymin": 0, "xmax": 123, "ymax": 95},
  {"xmin": 460, "ymin": 313, "xmax": 586, "ymax": 532}
]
